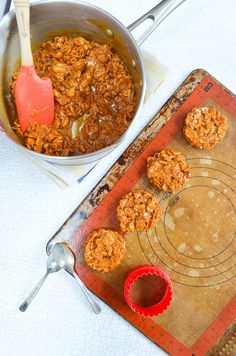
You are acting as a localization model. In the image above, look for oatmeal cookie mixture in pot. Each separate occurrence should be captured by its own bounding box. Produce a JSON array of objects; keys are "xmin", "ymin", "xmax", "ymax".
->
[
  {"xmin": 147, "ymin": 149, "xmax": 190, "ymax": 192},
  {"xmin": 183, "ymin": 107, "xmax": 228, "ymax": 149},
  {"xmin": 11, "ymin": 36, "xmax": 136, "ymax": 156},
  {"xmin": 84, "ymin": 228, "xmax": 126, "ymax": 273},
  {"xmin": 117, "ymin": 189, "xmax": 162, "ymax": 233}
]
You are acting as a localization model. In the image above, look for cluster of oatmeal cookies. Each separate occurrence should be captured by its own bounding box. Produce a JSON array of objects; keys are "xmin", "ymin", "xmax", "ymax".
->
[
  {"xmin": 84, "ymin": 189, "xmax": 162, "ymax": 273},
  {"xmin": 83, "ymin": 106, "xmax": 228, "ymax": 273}
]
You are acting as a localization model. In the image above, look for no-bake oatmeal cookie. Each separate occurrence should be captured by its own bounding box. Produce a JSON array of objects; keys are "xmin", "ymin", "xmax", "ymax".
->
[
  {"xmin": 84, "ymin": 228, "xmax": 126, "ymax": 273},
  {"xmin": 183, "ymin": 107, "xmax": 228, "ymax": 149},
  {"xmin": 117, "ymin": 189, "xmax": 162, "ymax": 233},
  {"xmin": 147, "ymin": 149, "xmax": 190, "ymax": 192}
]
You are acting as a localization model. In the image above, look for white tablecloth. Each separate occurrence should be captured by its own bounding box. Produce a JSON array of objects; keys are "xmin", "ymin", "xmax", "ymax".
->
[{"xmin": 0, "ymin": 1, "xmax": 235, "ymax": 355}]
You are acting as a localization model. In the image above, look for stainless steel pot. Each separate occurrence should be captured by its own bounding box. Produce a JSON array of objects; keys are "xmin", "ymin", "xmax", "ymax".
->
[{"xmin": 0, "ymin": 0, "xmax": 185, "ymax": 165}]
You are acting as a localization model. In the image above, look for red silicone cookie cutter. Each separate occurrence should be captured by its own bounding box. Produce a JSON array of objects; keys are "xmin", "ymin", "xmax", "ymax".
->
[{"xmin": 124, "ymin": 265, "xmax": 173, "ymax": 317}]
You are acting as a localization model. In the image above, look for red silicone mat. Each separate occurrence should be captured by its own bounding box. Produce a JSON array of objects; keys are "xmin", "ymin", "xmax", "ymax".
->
[{"xmin": 47, "ymin": 70, "xmax": 236, "ymax": 356}]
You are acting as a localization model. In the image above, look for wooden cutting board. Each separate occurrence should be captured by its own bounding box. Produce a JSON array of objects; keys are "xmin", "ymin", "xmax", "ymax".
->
[{"xmin": 47, "ymin": 69, "xmax": 236, "ymax": 356}]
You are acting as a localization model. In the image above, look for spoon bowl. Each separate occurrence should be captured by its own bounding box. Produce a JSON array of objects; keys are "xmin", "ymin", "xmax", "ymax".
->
[
  {"xmin": 50, "ymin": 242, "xmax": 75, "ymax": 271},
  {"xmin": 19, "ymin": 243, "xmax": 101, "ymax": 313}
]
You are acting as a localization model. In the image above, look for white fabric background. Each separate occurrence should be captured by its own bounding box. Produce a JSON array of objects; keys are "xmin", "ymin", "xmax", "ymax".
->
[{"xmin": 0, "ymin": 1, "xmax": 236, "ymax": 355}]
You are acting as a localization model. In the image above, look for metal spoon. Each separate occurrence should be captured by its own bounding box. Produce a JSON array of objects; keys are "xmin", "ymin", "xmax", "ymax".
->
[
  {"xmin": 19, "ymin": 246, "xmax": 62, "ymax": 312},
  {"xmin": 51, "ymin": 243, "xmax": 101, "ymax": 314}
]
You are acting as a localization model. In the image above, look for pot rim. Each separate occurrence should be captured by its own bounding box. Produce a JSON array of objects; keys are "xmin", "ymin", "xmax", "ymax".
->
[{"xmin": 1, "ymin": 0, "xmax": 146, "ymax": 162}]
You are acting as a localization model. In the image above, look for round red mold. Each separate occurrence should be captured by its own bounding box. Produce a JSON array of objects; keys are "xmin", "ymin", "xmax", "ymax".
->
[{"xmin": 124, "ymin": 265, "xmax": 173, "ymax": 317}]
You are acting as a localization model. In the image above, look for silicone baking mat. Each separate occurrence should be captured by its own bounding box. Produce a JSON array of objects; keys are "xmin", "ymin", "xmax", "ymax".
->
[{"xmin": 47, "ymin": 70, "xmax": 236, "ymax": 356}]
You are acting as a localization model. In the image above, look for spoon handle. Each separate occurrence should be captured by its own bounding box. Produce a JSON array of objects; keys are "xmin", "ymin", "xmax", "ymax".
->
[
  {"xmin": 72, "ymin": 272, "xmax": 101, "ymax": 314},
  {"xmin": 19, "ymin": 271, "xmax": 50, "ymax": 312}
]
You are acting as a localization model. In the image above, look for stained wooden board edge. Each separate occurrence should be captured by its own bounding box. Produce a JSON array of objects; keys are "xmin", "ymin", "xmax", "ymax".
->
[{"xmin": 46, "ymin": 68, "xmax": 236, "ymax": 354}]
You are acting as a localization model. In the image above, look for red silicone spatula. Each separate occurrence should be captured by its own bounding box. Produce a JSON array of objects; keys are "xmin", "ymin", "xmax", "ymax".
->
[{"xmin": 14, "ymin": 0, "xmax": 54, "ymax": 132}]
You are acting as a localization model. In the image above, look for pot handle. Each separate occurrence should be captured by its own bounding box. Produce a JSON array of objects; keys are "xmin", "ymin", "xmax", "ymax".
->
[{"xmin": 127, "ymin": 0, "xmax": 186, "ymax": 46}]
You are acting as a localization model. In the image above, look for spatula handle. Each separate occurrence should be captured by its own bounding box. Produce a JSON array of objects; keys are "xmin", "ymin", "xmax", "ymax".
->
[{"xmin": 14, "ymin": 0, "xmax": 33, "ymax": 66}]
